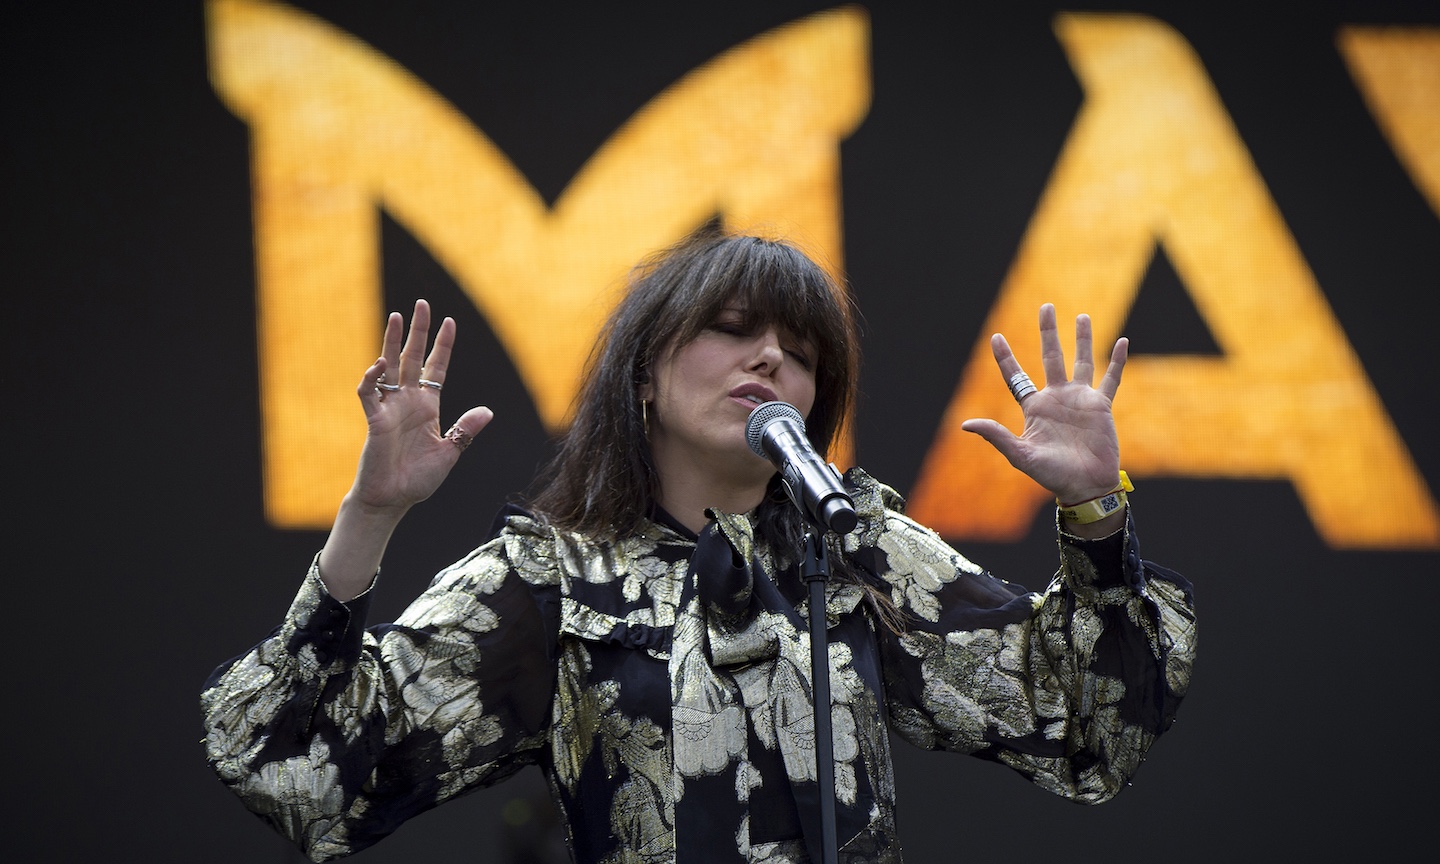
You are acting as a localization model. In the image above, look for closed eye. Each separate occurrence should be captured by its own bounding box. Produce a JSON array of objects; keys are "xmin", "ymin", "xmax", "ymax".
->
[{"xmin": 707, "ymin": 312, "xmax": 813, "ymax": 368}]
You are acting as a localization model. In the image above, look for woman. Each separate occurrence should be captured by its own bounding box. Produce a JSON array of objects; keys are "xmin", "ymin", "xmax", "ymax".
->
[{"xmin": 202, "ymin": 230, "xmax": 1196, "ymax": 863}]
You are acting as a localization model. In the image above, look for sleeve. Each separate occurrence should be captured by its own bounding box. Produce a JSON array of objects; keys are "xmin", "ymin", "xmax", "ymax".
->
[
  {"xmin": 844, "ymin": 470, "xmax": 1196, "ymax": 804},
  {"xmin": 200, "ymin": 529, "xmax": 561, "ymax": 862}
]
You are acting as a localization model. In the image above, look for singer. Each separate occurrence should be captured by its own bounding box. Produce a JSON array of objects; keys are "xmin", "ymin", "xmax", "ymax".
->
[{"xmin": 202, "ymin": 227, "xmax": 1196, "ymax": 863}]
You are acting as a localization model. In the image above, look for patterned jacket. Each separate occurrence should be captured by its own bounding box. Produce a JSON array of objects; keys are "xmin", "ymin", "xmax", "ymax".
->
[{"xmin": 201, "ymin": 469, "xmax": 1196, "ymax": 862}]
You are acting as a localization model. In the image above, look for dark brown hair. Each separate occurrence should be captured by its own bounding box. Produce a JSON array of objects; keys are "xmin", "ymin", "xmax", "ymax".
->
[{"xmin": 525, "ymin": 226, "xmax": 860, "ymax": 543}]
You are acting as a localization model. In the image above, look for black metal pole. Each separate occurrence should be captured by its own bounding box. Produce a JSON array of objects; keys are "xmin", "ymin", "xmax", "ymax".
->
[{"xmin": 802, "ymin": 530, "xmax": 838, "ymax": 864}]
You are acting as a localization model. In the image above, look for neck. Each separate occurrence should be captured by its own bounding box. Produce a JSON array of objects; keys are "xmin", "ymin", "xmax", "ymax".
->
[{"xmin": 653, "ymin": 457, "xmax": 773, "ymax": 535}]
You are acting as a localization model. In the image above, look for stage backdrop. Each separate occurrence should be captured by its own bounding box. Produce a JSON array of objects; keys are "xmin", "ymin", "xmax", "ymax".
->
[{"xmin": 7, "ymin": 1, "xmax": 1438, "ymax": 861}]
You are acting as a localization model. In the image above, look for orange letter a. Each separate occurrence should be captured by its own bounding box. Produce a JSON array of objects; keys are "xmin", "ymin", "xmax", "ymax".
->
[{"xmin": 908, "ymin": 13, "xmax": 1440, "ymax": 550}]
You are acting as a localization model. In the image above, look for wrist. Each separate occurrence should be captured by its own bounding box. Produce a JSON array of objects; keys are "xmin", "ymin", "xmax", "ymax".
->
[
  {"xmin": 339, "ymin": 491, "xmax": 411, "ymax": 525},
  {"xmin": 1057, "ymin": 471, "xmax": 1132, "ymax": 525},
  {"xmin": 1059, "ymin": 505, "xmax": 1126, "ymax": 539},
  {"xmin": 321, "ymin": 494, "xmax": 407, "ymax": 603}
]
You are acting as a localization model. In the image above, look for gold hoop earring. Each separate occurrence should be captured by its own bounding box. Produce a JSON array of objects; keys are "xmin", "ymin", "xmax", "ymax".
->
[{"xmin": 641, "ymin": 399, "xmax": 650, "ymax": 437}]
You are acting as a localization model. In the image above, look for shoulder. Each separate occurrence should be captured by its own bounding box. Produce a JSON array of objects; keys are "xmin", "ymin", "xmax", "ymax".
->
[
  {"xmin": 841, "ymin": 466, "xmax": 987, "ymax": 578},
  {"xmin": 482, "ymin": 504, "xmax": 566, "ymax": 589},
  {"xmin": 489, "ymin": 504, "xmax": 694, "ymax": 592},
  {"xmin": 841, "ymin": 466, "xmax": 922, "ymax": 549}
]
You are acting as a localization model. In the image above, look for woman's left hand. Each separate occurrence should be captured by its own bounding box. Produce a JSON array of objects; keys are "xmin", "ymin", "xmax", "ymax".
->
[{"xmin": 961, "ymin": 303, "xmax": 1127, "ymax": 505}]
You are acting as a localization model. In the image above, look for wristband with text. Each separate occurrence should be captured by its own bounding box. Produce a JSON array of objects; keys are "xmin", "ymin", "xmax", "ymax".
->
[{"xmin": 1058, "ymin": 471, "xmax": 1133, "ymax": 524}]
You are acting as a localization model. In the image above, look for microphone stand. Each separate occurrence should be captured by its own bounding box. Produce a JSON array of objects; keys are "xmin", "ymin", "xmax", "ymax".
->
[
  {"xmin": 801, "ymin": 530, "xmax": 839, "ymax": 864},
  {"xmin": 744, "ymin": 401, "xmax": 852, "ymax": 864}
]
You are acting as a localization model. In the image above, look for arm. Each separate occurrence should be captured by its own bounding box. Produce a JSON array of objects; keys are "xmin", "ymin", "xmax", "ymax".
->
[
  {"xmin": 201, "ymin": 535, "xmax": 560, "ymax": 860},
  {"xmin": 858, "ymin": 503, "xmax": 1195, "ymax": 803},
  {"xmin": 874, "ymin": 305, "xmax": 1193, "ymax": 798},
  {"xmin": 202, "ymin": 299, "xmax": 541, "ymax": 859}
]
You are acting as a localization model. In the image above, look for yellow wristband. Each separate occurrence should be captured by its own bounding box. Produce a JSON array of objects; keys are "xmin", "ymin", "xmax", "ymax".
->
[{"xmin": 1057, "ymin": 471, "xmax": 1133, "ymax": 524}]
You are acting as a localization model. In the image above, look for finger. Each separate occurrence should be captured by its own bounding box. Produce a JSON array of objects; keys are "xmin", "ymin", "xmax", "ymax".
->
[
  {"xmin": 989, "ymin": 332, "xmax": 1023, "ymax": 379},
  {"xmin": 420, "ymin": 316, "xmax": 457, "ymax": 389},
  {"xmin": 1097, "ymin": 336, "xmax": 1129, "ymax": 400},
  {"xmin": 444, "ymin": 405, "xmax": 495, "ymax": 452},
  {"xmin": 961, "ymin": 418, "xmax": 1022, "ymax": 464},
  {"xmin": 1038, "ymin": 303, "xmax": 1067, "ymax": 385},
  {"xmin": 358, "ymin": 356, "xmax": 388, "ymax": 415},
  {"xmin": 989, "ymin": 332, "xmax": 1040, "ymax": 406},
  {"xmin": 398, "ymin": 299, "xmax": 432, "ymax": 385},
  {"xmin": 380, "ymin": 312, "xmax": 404, "ymax": 381},
  {"xmin": 453, "ymin": 405, "xmax": 494, "ymax": 436},
  {"xmin": 1073, "ymin": 313, "xmax": 1095, "ymax": 387}
]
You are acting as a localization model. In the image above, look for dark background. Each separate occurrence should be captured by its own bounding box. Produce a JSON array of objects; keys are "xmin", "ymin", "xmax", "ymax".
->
[{"xmin": 6, "ymin": 1, "xmax": 1438, "ymax": 861}]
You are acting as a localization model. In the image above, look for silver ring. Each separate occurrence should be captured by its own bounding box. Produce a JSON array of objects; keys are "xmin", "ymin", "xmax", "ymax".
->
[
  {"xmin": 418, "ymin": 378, "xmax": 443, "ymax": 391},
  {"xmin": 1007, "ymin": 371, "xmax": 1037, "ymax": 402},
  {"xmin": 376, "ymin": 382, "xmax": 401, "ymax": 392}
]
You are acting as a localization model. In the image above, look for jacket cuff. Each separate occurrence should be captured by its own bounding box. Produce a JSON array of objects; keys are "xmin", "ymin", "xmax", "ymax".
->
[
  {"xmin": 280, "ymin": 554, "xmax": 374, "ymax": 672},
  {"xmin": 1056, "ymin": 508, "xmax": 1144, "ymax": 591}
]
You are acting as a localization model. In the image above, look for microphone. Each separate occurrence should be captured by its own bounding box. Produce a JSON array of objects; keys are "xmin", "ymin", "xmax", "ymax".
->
[{"xmin": 745, "ymin": 401, "xmax": 858, "ymax": 534}]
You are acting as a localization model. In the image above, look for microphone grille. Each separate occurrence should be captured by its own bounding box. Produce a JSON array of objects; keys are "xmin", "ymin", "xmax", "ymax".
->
[{"xmin": 745, "ymin": 400, "xmax": 804, "ymax": 458}]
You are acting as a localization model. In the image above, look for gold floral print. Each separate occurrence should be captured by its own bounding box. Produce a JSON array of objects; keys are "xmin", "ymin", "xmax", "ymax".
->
[
  {"xmin": 670, "ymin": 606, "xmax": 748, "ymax": 781},
  {"xmin": 870, "ymin": 513, "xmax": 983, "ymax": 623},
  {"xmin": 750, "ymin": 839, "xmax": 809, "ymax": 862},
  {"xmin": 1151, "ymin": 580, "xmax": 1198, "ymax": 694},
  {"xmin": 606, "ymin": 773, "xmax": 674, "ymax": 864},
  {"xmin": 202, "ymin": 470, "xmax": 1196, "ymax": 862}
]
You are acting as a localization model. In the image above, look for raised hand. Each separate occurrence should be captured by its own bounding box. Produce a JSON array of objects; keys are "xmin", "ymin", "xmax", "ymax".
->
[
  {"xmin": 348, "ymin": 299, "xmax": 494, "ymax": 515},
  {"xmin": 318, "ymin": 300, "xmax": 493, "ymax": 600},
  {"xmin": 960, "ymin": 303, "xmax": 1127, "ymax": 506}
]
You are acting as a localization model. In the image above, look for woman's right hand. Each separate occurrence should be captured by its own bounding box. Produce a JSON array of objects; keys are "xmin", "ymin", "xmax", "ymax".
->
[
  {"xmin": 318, "ymin": 299, "xmax": 492, "ymax": 601},
  {"xmin": 348, "ymin": 298, "xmax": 494, "ymax": 516}
]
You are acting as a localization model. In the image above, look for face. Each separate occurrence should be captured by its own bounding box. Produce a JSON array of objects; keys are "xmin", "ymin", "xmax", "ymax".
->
[{"xmin": 642, "ymin": 307, "xmax": 818, "ymax": 488}]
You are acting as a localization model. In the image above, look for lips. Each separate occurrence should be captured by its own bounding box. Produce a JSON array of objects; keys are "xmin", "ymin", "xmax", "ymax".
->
[{"xmin": 729, "ymin": 382, "xmax": 778, "ymax": 408}]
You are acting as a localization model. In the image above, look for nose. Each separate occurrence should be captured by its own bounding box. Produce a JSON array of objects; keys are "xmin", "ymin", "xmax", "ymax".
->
[{"xmin": 746, "ymin": 328, "xmax": 785, "ymax": 374}]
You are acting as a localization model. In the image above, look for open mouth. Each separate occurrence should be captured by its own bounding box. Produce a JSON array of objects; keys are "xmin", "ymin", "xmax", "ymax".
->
[{"xmin": 730, "ymin": 384, "xmax": 778, "ymax": 408}]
